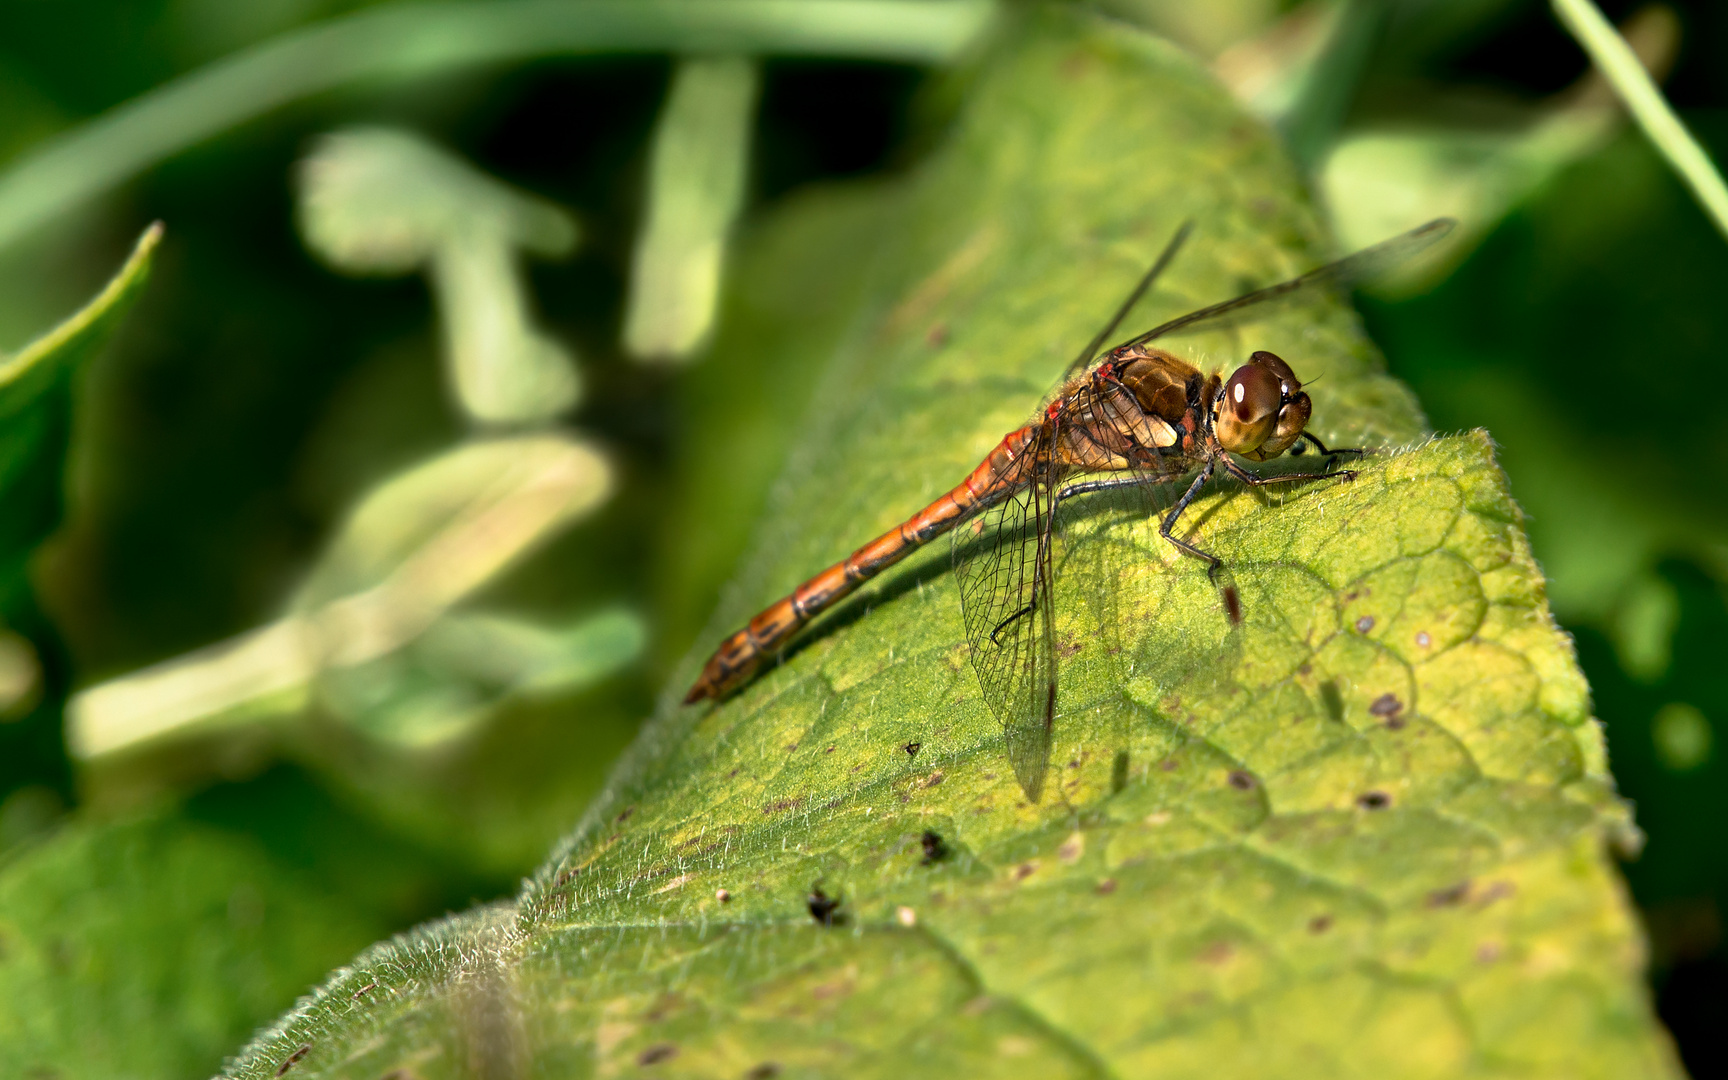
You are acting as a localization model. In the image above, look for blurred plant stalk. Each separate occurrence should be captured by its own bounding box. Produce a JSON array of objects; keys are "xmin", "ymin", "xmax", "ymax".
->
[
  {"xmin": 1209, "ymin": 1, "xmax": 1679, "ymax": 292},
  {"xmin": 624, "ymin": 56, "xmax": 760, "ymax": 363},
  {"xmin": 0, "ymin": 0, "xmax": 996, "ymax": 255},
  {"xmin": 299, "ymin": 128, "xmax": 582, "ymax": 424},
  {"xmin": 1325, "ymin": 4, "xmax": 1676, "ymax": 290},
  {"xmin": 1554, "ymin": 0, "xmax": 1728, "ymax": 242},
  {"xmin": 69, "ymin": 134, "xmax": 653, "ymax": 778},
  {"xmin": 66, "ymin": 435, "xmax": 629, "ymax": 762}
]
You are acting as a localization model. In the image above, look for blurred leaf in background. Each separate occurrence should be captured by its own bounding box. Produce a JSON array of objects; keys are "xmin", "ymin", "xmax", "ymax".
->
[{"xmin": 0, "ymin": 224, "xmax": 158, "ymax": 845}]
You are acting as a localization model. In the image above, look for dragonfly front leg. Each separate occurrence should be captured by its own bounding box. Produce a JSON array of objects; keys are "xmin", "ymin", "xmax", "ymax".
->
[
  {"xmin": 1050, "ymin": 467, "xmax": 1226, "ymax": 577},
  {"xmin": 1218, "ymin": 454, "xmax": 1357, "ymax": 488},
  {"xmin": 1290, "ymin": 430, "xmax": 1366, "ymax": 460},
  {"xmin": 1159, "ymin": 461, "xmax": 1224, "ymax": 579}
]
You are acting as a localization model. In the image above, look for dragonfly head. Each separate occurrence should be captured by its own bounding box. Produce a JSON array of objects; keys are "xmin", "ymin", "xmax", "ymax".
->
[{"xmin": 1215, "ymin": 351, "xmax": 1311, "ymax": 461}]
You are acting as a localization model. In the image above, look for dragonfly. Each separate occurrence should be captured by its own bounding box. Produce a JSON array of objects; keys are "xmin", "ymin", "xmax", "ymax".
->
[{"xmin": 684, "ymin": 218, "xmax": 1456, "ymax": 800}]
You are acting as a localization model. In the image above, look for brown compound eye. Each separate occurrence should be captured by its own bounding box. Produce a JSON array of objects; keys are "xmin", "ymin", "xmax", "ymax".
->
[
  {"xmin": 1249, "ymin": 350, "xmax": 1297, "ymax": 388},
  {"xmin": 1216, "ymin": 362, "xmax": 1281, "ymax": 453},
  {"xmin": 1253, "ymin": 391, "xmax": 1312, "ymax": 460}
]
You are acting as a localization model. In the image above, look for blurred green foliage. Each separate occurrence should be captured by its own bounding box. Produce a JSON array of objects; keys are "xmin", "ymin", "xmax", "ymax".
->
[{"xmin": 0, "ymin": 0, "xmax": 1721, "ymax": 1076}]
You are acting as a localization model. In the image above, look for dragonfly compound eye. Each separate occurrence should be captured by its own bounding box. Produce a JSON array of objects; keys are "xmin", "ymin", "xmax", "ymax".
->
[
  {"xmin": 1216, "ymin": 362, "xmax": 1281, "ymax": 454},
  {"xmin": 1248, "ymin": 350, "xmax": 1297, "ymax": 386},
  {"xmin": 1249, "ymin": 390, "xmax": 1312, "ymax": 461}
]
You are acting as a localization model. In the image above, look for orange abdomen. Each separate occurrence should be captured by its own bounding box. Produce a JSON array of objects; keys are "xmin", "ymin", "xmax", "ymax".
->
[{"xmin": 683, "ymin": 425, "xmax": 1039, "ymax": 702}]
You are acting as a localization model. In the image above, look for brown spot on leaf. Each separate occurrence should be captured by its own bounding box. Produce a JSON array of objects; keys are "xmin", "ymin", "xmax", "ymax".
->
[
  {"xmin": 1060, "ymin": 49, "xmax": 1094, "ymax": 79},
  {"xmin": 274, "ymin": 1045, "xmax": 311, "ymax": 1077},
  {"xmin": 1013, "ymin": 861, "xmax": 1039, "ymax": 881},
  {"xmin": 1096, "ymin": 878, "xmax": 1118, "ymax": 895},
  {"xmin": 1199, "ymin": 940, "xmax": 1233, "ymax": 964},
  {"xmin": 902, "ymin": 741, "xmax": 922, "ymax": 759},
  {"xmin": 1368, "ymin": 693, "xmax": 1403, "ymax": 717},
  {"xmin": 637, "ymin": 1044, "xmax": 677, "ymax": 1066},
  {"xmin": 1427, "ymin": 880, "xmax": 1471, "ymax": 907},
  {"xmin": 1057, "ymin": 832, "xmax": 1084, "ymax": 862},
  {"xmin": 762, "ymin": 798, "xmax": 803, "ymax": 815},
  {"xmin": 745, "ymin": 1064, "xmax": 781, "ymax": 1079},
  {"xmin": 1308, "ymin": 914, "xmax": 1333, "ymax": 934},
  {"xmin": 1227, "ymin": 770, "xmax": 1257, "ymax": 791},
  {"xmin": 1355, "ymin": 615, "xmax": 1375, "ymax": 633},
  {"xmin": 1357, "ymin": 790, "xmax": 1391, "ymax": 810},
  {"xmin": 1476, "ymin": 880, "xmax": 1517, "ymax": 906}
]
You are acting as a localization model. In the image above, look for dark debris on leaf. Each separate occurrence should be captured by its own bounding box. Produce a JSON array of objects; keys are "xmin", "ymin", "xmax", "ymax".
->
[
  {"xmin": 1427, "ymin": 881, "xmax": 1471, "ymax": 908},
  {"xmin": 1368, "ymin": 692, "xmax": 1403, "ymax": 717},
  {"xmin": 920, "ymin": 829, "xmax": 949, "ymax": 864},
  {"xmin": 274, "ymin": 1044, "xmax": 311, "ymax": 1077},
  {"xmin": 808, "ymin": 886, "xmax": 844, "ymax": 927}
]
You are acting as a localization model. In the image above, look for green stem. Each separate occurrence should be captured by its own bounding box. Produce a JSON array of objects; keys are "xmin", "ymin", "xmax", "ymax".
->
[
  {"xmin": 0, "ymin": 0, "xmax": 995, "ymax": 252},
  {"xmin": 1552, "ymin": 0, "xmax": 1728, "ymax": 241}
]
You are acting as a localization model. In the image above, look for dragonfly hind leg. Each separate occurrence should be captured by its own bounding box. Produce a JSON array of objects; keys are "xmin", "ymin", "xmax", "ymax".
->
[{"xmin": 990, "ymin": 603, "xmax": 1033, "ymax": 645}]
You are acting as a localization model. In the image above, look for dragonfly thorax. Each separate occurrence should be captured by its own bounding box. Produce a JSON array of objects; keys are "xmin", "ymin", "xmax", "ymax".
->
[{"xmin": 1214, "ymin": 350, "xmax": 1311, "ymax": 461}]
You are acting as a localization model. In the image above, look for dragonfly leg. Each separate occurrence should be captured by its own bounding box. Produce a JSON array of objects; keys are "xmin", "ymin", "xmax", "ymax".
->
[
  {"xmin": 1291, "ymin": 431, "xmax": 1365, "ymax": 459},
  {"xmin": 991, "ymin": 603, "xmax": 1034, "ymax": 645},
  {"xmin": 1159, "ymin": 462, "xmax": 1224, "ymax": 579},
  {"xmin": 1219, "ymin": 455, "xmax": 1357, "ymax": 488},
  {"xmin": 1052, "ymin": 473, "xmax": 1167, "ymax": 512}
]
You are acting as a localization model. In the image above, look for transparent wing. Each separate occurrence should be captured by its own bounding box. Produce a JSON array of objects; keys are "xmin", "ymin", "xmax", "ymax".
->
[
  {"xmin": 1062, "ymin": 219, "xmax": 1194, "ymax": 379},
  {"xmin": 953, "ymin": 471, "xmax": 1057, "ymax": 802},
  {"xmin": 1118, "ymin": 218, "xmax": 1455, "ymax": 351}
]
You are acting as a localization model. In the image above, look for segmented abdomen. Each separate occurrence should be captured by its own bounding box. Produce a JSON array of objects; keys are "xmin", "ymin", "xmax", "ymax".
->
[{"xmin": 683, "ymin": 424, "xmax": 1042, "ymax": 702}]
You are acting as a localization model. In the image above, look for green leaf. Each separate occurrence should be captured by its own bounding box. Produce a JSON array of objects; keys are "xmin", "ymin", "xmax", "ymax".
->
[
  {"xmin": 0, "ymin": 222, "xmax": 159, "ymax": 618},
  {"xmin": 0, "ymin": 222, "xmax": 159, "ymax": 801},
  {"xmin": 0, "ymin": 811, "xmax": 384, "ymax": 1080},
  {"xmin": 219, "ymin": 11, "xmax": 1677, "ymax": 1077}
]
